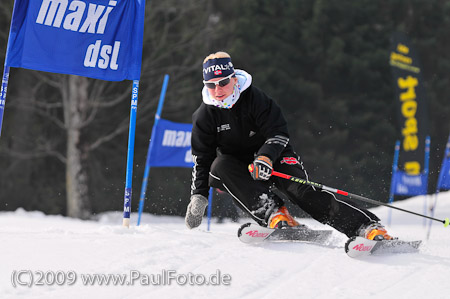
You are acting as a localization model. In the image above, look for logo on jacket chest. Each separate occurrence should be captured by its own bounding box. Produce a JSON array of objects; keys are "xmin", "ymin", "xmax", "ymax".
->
[
  {"xmin": 217, "ymin": 124, "xmax": 231, "ymax": 132},
  {"xmin": 280, "ymin": 157, "xmax": 300, "ymax": 165}
]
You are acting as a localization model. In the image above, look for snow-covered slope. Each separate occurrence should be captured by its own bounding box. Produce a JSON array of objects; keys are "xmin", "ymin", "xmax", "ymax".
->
[{"xmin": 1, "ymin": 192, "xmax": 450, "ymax": 299}]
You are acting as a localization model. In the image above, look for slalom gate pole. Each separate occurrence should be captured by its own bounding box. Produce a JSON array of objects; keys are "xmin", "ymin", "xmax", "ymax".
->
[
  {"xmin": 136, "ymin": 74, "xmax": 169, "ymax": 226},
  {"xmin": 207, "ymin": 188, "xmax": 213, "ymax": 231},
  {"xmin": 387, "ymin": 140, "xmax": 400, "ymax": 226},
  {"xmin": 427, "ymin": 133, "xmax": 450, "ymax": 239},
  {"xmin": 248, "ymin": 165, "xmax": 450, "ymax": 227},
  {"xmin": 0, "ymin": 66, "xmax": 10, "ymax": 137},
  {"xmin": 122, "ymin": 80, "xmax": 140, "ymax": 228},
  {"xmin": 426, "ymin": 192, "xmax": 440, "ymax": 240},
  {"xmin": 422, "ymin": 136, "xmax": 431, "ymax": 227}
]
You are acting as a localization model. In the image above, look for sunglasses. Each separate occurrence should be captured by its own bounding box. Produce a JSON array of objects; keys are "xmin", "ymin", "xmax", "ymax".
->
[{"xmin": 203, "ymin": 73, "xmax": 235, "ymax": 89}]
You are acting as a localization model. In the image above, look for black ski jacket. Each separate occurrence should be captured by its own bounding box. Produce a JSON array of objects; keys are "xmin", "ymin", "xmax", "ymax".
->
[{"xmin": 191, "ymin": 85, "xmax": 294, "ymax": 197}]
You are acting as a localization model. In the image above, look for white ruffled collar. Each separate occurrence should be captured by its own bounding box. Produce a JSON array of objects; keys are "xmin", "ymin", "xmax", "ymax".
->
[{"xmin": 202, "ymin": 69, "xmax": 252, "ymax": 109}]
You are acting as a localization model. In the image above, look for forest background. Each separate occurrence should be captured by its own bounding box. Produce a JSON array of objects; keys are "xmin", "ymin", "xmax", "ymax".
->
[{"xmin": 0, "ymin": 0, "xmax": 449, "ymax": 219}]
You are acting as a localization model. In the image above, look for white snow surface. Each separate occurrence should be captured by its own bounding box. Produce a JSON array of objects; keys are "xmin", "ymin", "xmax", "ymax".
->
[{"xmin": 1, "ymin": 192, "xmax": 450, "ymax": 299}]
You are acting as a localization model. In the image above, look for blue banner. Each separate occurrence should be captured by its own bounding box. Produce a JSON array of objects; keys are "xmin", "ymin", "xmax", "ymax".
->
[
  {"xmin": 148, "ymin": 119, "xmax": 193, "ymax": 168},
  {"xmin": 438, "ymin": 158, "xmax": 450, "ymax": 190},
  {"xmin": 437, "ymin": 136, "xmax": 450, "ymax": 191},
  {"xmin": 5, "ymin": 0, "xmax": 145, "ymax": 81},
  {"xmin": 391, "ymin": 171, "xmax": 428, "ymax": 196},
  {"xmin": 389, "ymin": 136, "xmax": 430, "ymax": 197}
]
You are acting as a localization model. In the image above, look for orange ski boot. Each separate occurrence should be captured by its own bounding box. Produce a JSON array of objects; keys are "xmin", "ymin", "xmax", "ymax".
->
[
  {"xmin": 360, "ymin": 222, "xmax": 394, "ymax": 241},
  {"xmin": 268, "ymin": 206, "xmax": 300, "ymax": 229}
]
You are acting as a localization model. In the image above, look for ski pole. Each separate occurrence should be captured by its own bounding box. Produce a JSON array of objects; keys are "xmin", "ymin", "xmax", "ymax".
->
[{"xmin": 248, "ymin": 165, "xmax": 450, "ymax": 227}]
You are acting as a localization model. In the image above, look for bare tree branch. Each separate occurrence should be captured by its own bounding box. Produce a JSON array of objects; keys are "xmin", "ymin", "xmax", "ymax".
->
[
  {"xmin": 0, "ymin": 139, "xmax": 67, "ymax": 164},
  {"xmin": 93, "ymin": 85, "xmax": 131, "ymax": 108},
  {"xmin": 30, "ymin": 71, "xmax": 61, "ymax": 89},
  {"xmin": 87, "ymin": 118, "xmax": 130, "ymax": 151}
]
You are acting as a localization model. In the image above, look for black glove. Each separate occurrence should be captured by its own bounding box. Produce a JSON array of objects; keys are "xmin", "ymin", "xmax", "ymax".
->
[{"xmin": 250, "ymin": 155, "xmax": 273, "ymax": 181}]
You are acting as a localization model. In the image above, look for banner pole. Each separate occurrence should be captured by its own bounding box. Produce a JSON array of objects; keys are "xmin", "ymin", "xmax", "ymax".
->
[
  {"xmin": 137, "ymin": 74, "xmax": 169, "ymax": 226},
  {"xmin": 0, "ymin": 66, "xmax": 10, "ymax": 137},
  {"xmin": 422, "ymin": 136, "xmax": 431, "ymax": 227},
  {"xmin": 427, "ymin": 133, "xmax": 450, "ymax": 239},
  {"xmin": 207, "ymin": 188, "xmax": 213, "ymax": 231},
  {"xmin": 123, "ymin": 80, "xmax": 140, "ymax": 227},
  {"xmin": 387, "ymin": 140, "xmax": 400, "ymax": 226}
]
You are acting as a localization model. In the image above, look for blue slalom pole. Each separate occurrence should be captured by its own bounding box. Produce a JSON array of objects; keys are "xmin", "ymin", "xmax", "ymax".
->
[
  {"xmin": 137, "ymin": 74, "xmax": 169, "ymax": 226},
  {"xmin": 0, "ymin": 66, "xmax": 10, "ymax": 137},
  {"xmin": 427, "ymin": 134, "xmax": 450, "ymax": 239},
  {"xmin": 207, "ymin": 187, "xmax": 213, "ymax": 231},
  {"xmin": 423, "ymin": 136, "xmax": 431, "ymax": 227},
  {"xmin": 387, "ymin": 140, "xmax": 400, "ymax": 226},
  {"xmin": 123, "ymin": 80, "xmax": 140, "ymax": 227}
]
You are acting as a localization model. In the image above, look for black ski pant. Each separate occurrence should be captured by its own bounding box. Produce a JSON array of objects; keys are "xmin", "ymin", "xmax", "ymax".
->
[{"xmin": 209, "ymin": 154, "xmax": 380, "ymax": 238}]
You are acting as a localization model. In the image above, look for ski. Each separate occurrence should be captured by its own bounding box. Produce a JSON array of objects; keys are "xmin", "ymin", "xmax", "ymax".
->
[
  {"xmin": 237, "ymin": 222, "xmax": 333, "ymax": 244},
  {"xmin": 345, "ymin": 236, "xmax": 422, "ymax": 258}
]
